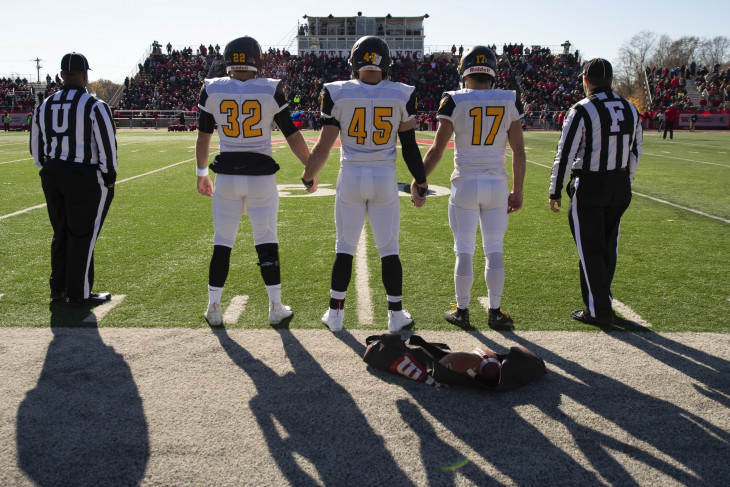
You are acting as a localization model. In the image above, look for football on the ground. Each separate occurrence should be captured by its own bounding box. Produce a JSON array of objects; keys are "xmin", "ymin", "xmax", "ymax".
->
[
  {"xmin": 439, "ymin": 352, "xmax": 482, "ymax": 378},
  {"xmin": 473, "ymin": 348, "xmax": 502, "ymax": 384}
]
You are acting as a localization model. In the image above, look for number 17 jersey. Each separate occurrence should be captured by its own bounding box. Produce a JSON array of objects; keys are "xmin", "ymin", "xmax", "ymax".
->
[{"xmin": 437, "ymin": 88, "xmax": 523, "ymax": 179}]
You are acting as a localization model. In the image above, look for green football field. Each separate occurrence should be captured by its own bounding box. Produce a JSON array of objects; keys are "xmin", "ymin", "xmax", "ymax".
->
[{"xmin": 1, "ymin": 129, "xmax": 728, "ymax": 331}]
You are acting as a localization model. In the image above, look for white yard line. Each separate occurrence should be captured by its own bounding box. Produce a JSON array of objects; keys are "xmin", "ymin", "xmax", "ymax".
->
[
  {"xmin": 526, "ymin": 159, "xmax": 729, "ymax": 224},
  {"xmin": 642, "ymin": 152, "xmax": 730, "ymax": 168},
  {"xmin": 81, "ymin": 295, "xmax": 126, "ymax": 323},
  {"xmin": 223, "ymin": 295, "xmax": 248, "ymax": 325},
  {"xmin": 0, "ymin": 158, "xmax": 33, "ymax": 165},
  {"xmin": 0, "ymin": 158, "xmax": 195, "ymax": 221},
  {"xmin": 612, "ymin": 299, "xmax": 652, "ymax": 328},
  {"xmin": 355, "ymin": 231, "xmax": 373, "ymax": 325}
]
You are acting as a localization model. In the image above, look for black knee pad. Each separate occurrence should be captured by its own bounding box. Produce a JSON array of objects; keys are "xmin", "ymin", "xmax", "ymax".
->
[{"xmin": 256, "ymin": 243, "xmax": 280, "ymax": 285}]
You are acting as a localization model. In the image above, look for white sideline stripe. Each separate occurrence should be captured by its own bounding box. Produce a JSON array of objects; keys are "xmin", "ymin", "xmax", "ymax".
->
[
  {"xmin": 0, "ymin": 293, "xmax": 3, "ymax": 300},
  {"xmin": 0, "ymin": 157, "xmax": 33, "ymax": 165},
  {"xmin": 223, "ymin": 295, "xmax": 248, "ymax": 324},
  {"xmin": 642, "ymin": 152, "xmax": 729, "ymax": 168},
  {"xmin": 355, "ymin": 231, "xmax": 373, "ymax": 325},
  {"xmin": 0, "ymin": 204, "xmax": 47, "ymax": 221},
  {"xmin": 612, "ymin": 299, "xmax": 652, "ymax": 328},
  {"xmin": 632, "ymin": 192, "xmax": 730, "ymax": 224},
  {"xmin": 0, "ymin": 158, "xmax": 196, "ymax": 221},
  {"xmin": 81, "ymin": 294, "xmax": 126, "ymax": 323},
  {"xmin": 526, "ymin": 159, "xmax": 729, "ymax": 223}
]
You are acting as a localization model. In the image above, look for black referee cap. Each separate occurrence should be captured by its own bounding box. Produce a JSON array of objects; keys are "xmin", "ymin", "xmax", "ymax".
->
[
  {"xmin": 581, "ymin": 58, "xmax": 612, "ymax": 79},
  {"xmin": 60, "ymin": 52, "xmax": 91, "ymax": 72}
]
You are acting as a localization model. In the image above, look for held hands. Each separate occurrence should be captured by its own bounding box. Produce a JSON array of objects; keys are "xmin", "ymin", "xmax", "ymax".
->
[
  {"xmin": 549, "ymin": 198, "xmax": 561, "ymax": 213},
  {"xmin": 410, "ymin": 180, "xmax": 428, "ymax": 208},
  {"xmin": 507, "ymin": 191, "xmax": 523, "ymax": 213},
  {"xmin": 197, "ymin": 175, "xmax": 213, "ymax": 197},
  {"xmin": 301, "ymin": 172, "xmax": 319, "ymax": 193}
]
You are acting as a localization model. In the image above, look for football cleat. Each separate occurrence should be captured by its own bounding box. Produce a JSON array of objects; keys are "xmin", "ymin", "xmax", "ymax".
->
[
  {"xmin": 204, "ymin": 303, "xmax": 222, "ymax": 327},
  {"xmin": 388, "ymin": 309, "xmax": 414, "ymax": 333},
  {"xmin": 571, "ymin": 309, "xmax": 613, "ymax": 326},
  {"xmin": 269, "ymin": 302, "xmax": 293, "ymax": 325},
  {"xmin": 67, "ymin": 292, "xmax": 111, "ymax": 307},
  {"xmin": 488, "ymin": 307, "xmax": 514, "ymax": 329},
  {"xmin": 444, "ymin": 305, "xmax": 470, "ymax": 327},
  {"xmin": 322, "ymin": 308, "xmax": 344, "ymax": 332}
]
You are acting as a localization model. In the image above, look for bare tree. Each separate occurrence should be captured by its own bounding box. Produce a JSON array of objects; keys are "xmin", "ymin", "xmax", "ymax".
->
[{"xmin": 699, "ymin": 36, "xmax": 730, "ymax": 69}]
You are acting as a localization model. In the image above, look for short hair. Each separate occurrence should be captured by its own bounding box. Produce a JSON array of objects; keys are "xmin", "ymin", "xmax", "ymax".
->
[{"xmin": 585, "ymin": 76, "xmax": 612, "ymax": 88}]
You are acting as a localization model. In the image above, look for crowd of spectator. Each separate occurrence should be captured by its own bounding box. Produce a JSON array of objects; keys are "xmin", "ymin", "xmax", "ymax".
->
[
  {"xmin": 647, "ymin": 64, "xmax": 729, "ymax": 111},
  {"xmin": 116, "ymin": 41, "xmax": 589, "ymax": 131},
  {"xmin": 0, "ymin": 77, "xmax": 38, "ymax": 111}
]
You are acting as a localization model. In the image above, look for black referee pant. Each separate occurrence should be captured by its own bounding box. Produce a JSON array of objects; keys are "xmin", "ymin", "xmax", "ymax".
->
[
  {"xmin": 40, "ymin": 160, "xmax": 114, "ymax": 300},
  {"xmin": 567, "ymin": 170, "xmax": 631, "ymax": 321}
]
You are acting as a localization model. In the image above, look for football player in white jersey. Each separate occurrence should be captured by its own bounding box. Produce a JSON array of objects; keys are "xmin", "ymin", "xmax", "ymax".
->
[
  {"xmin": 301, "ymin": 36, "xmax": 429, "ymax": 333},
  {"xmin": 417, "ymin": 45, "xmax": 526, "ymax": 329},
  {"xmin": 195, "ymin": 36, "xmax": 313, "ymax": 327}
]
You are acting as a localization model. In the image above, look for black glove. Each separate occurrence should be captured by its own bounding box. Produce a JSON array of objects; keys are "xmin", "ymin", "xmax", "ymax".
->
[{"xmin": 102, "ymin": 170, "xmax": 117, "ymax": 188}]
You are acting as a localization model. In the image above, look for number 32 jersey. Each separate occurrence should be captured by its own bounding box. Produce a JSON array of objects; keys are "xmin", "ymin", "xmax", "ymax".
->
[
  {"xmin": 321, "ymin": 80, "xmax": 417, "ymax": 166},
  {"xmin": 198, "ymin": 77, "xmax": 287, "ymax": 156},
  {"xmin": 437, "ymin": 89, "xmax": 523, "ymax": 179}
]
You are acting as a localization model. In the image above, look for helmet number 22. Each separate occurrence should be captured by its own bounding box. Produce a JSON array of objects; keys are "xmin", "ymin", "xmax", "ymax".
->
[
  {"xmin": 348, "ymin": 107, "xmax": 393, "ymax": 145},
  {"xmin": 469, "ymin": 106, "xmax": 504, "ymax": 145},
  {"xmin": 219, "ymin": 100, "xmax": 262, "ymax": 138}
]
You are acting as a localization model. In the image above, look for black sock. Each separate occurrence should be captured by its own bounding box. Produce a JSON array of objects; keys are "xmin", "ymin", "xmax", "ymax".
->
[
  {"xmin": 329, "ymin": 297, "xmax": 345, "ymax": 310},
  {"xmin": 388, "ymin": 300, "xmax": 403, "ymax": 312}
]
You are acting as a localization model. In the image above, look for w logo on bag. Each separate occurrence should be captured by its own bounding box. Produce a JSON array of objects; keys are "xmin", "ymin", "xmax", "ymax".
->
[{"xmin": 390, "ymin": 354, "xmax": 427, "ymax": 382}]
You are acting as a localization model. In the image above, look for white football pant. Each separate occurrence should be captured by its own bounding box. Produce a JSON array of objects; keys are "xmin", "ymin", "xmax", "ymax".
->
[
  {"xmin": 334, "ymin": 165, "xmax": 399, "ymax": 257},
  {"xmin": 212, "ymin": 173, "xmax": 279, "ymax": 248}
]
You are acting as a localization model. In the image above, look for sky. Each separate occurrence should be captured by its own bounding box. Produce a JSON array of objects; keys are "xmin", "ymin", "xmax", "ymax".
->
[{"xmin": 3, "ymin": 0, "xmax": 729, "ymax": 84}]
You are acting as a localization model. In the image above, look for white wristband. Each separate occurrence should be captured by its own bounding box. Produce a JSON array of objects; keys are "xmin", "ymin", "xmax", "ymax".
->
[{"xmin": 196, "ymin": 166, "xmax": 209, "ymax": 177}]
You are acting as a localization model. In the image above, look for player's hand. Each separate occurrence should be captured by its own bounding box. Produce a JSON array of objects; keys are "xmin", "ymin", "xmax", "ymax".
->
[
  {"xmin": 306, "ymin": 175, "xmax": 319, "ymax": 193},
  {"xmin": 410, "ymin": 180, "xmax": 428, "ymax": 208},
  {"xmin": 549, "ymin": 198, "xmax": 561, "ymax": 213},
  {"xmin": 197, "ymin": 175, "xmax": 213, "ymax": 197},
  {"xmin": 508, "ymin": 191, "xmax": 523, "ymax": 213}
]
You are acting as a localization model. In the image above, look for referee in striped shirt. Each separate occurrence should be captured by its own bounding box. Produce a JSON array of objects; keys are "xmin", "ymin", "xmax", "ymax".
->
[
  {"xmin": 548, "ymin": 58, "xmax": 642, "ymax": 326},
  {"xmin": 30, "ymin": 52, "xmax": 117, "ymax": 306}
]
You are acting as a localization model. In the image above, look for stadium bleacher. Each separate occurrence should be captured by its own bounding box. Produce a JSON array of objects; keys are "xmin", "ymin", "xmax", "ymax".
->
[{"xmin": 116, "ymin": 42, "xmax": 585, "ymax": 131}]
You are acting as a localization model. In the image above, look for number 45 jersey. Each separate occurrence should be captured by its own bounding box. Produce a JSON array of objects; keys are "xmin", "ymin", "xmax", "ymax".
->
[
  {"xmin": 321, "ymin": 79, "xmax": 417, "ymax": 167},
  {"xmin": 198, "ymin": 77, "xmax": 286, "ymax": 158},
  {"xmin": 437, "ymin": 89, "xmax": 523, "ymax": 180}
]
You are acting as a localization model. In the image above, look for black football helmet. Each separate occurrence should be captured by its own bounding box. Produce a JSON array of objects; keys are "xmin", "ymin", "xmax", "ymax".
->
[
  {"xmin": 459, "ymin": 45, "xmax": 497, "ymax": 85},
  {"xmin": 349, "ymin": 36, "xmax": 391, "ymax": 79},
  {"xmin": 223, "ymin": 36, "xmax": 263, "ymax": 73}
]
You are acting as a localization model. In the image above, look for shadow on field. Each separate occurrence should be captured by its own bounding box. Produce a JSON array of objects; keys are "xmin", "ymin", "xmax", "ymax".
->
[
  {"xmin": 339, "ymin": 329, "xmax": 730, "ymax": 485},
  {"xmin": 211, "ymin": 326, "xmax": 412, "ymax": 486},
  {"xmin": 482, "ymin": 331, "xmax": 730, "ymax": 485},
  {"xmin": 16, "ymin": 301, "xmax": 149, "ymax": 487}
]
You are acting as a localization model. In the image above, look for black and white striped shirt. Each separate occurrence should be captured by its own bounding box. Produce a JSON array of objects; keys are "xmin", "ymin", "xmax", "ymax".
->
[
  {"xmin": 30, "ymin": 85, "xmax": 117, "ymax": 176},
  {"xmin": 549, "ymin": 88, "xmax": 642, "ymax": 199}
]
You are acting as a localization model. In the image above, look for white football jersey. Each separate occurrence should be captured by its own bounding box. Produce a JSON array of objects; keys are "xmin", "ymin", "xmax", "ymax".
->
[
  {"xmin": 198, "ymin": 77, "xmax": 287, "ymax": 156},
  {"xmin": 321, "ymin": 80, "xmax": 416, "ymax": 166},
  {"xmin": 437, "ymin": 89, "xmax": 523, "ymax": 179}
]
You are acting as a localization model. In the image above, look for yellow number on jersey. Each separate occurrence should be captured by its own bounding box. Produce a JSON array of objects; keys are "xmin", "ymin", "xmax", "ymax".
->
[
  {"xmin": 372, "ymin": 107, "xmax": 393, "ymax": 145},
  {"xmin": 220, "ymin": 100, "xmax": 239, "ymax": 137},
  {"xmin": 219, "ymin": 100, "xmax": 262, "ymax": 138},
  {"xmin": 469, "ymin": 106, "xmax": 505, "ymax": 146},
  {"xmin": 348, "ymin": 107, "xmax": 393, "ymax": 145},
  {"xmin": 348, "ymin": 107, "xmax": 368, "ymax": 144}
]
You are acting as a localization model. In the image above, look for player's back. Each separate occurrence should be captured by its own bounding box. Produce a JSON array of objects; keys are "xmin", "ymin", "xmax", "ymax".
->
[
  {"xmin": 323, "ymin": 79, "xmax": 415, "ymax": 166},
  {"xmin": 200, "ymin": 77, "xmax": 283, "ymax": 156},
  {"xmin": 440, "ymin": 88, "xmax": 523, "ymax": 177}
]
